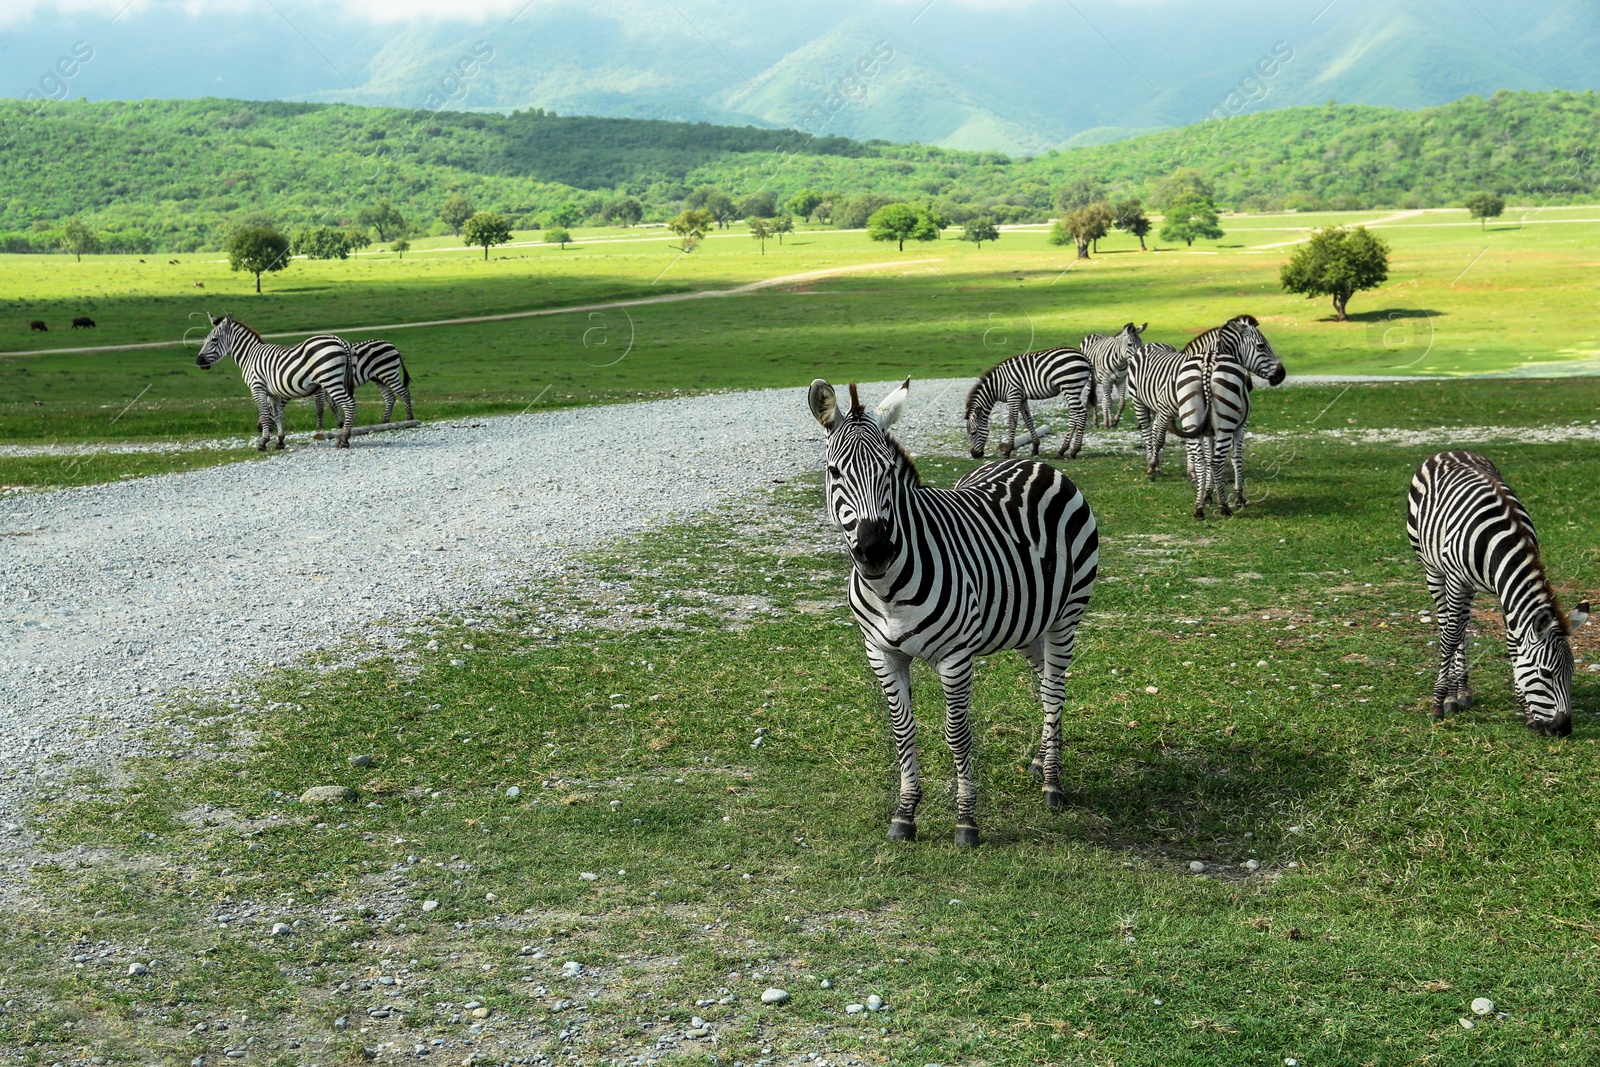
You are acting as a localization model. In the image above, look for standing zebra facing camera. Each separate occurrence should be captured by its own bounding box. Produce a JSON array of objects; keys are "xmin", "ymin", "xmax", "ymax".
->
[
  {"xmin": 312, "ymin": 339, "xmax": 415, "ymax": 429},
  {"xmin": 1178, "ymin": 314, "xmax": 1286, "ymax": 520},
  {"xmin": 195, "ymin": 313, "xmax": 357, "ymax": 450},
  {"xmin": 1407, "ymin": 450, "xmax": 1589, "ymax": 735},
  {"xmin": 811, "ymin": 377, "xmax": 1099, "ymax": 846},
  {"xmin": 964, "ymin": 347, "xmax": 1094, "ymax": 459},
  {"xmin": 1080, "ymin": 321, "xmax": 1145, "ymax": 428}
]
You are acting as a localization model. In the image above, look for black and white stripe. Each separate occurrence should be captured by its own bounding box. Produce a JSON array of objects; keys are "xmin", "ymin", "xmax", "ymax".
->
[
  {"xmin": 1126, "ymin": 340, "xmax": 1206, "ymax": 479},
  {"xmin": 1406, "ymin": 450, "xmax": 1589, "ymax": 735},
  {"xmin": 811, "ymin": 378, "xmax": 1099, "ymax": 846},
  {"xmin": 196, "ymin": 313, "xmax": 355, "ymax": 450},
  {"xmin": 314, "ymin": 339, "xmax": 414, "ymax": 429},
  {"xmin": 964, "ymin": 347, "xmax": 1093, "ymax": 460},
  {"xmin": 1081, "ymin": 321, "xmax": 1145, "ymax": 428},
  {"xmin": 1177, "ymin": 314, "xmax": 1286, "ymax": 519}
]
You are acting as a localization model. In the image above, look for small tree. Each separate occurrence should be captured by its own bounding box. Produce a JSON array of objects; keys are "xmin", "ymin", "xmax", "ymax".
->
[
  {"xmin": 1112, "ymin": 197, "xmax": 1152, "ymax": 250},
  {"xmin": 1053, "ymin": 179, "xmax": 1104, "ymax": 214},
  {"xmin": 959, "ymin": 217, "xmax": 1000, "ymax": 249},
  {"xmin": 668, "ymin": 208, "xmax": 715, "ymax": 252},
  {"xmin": 747, "ymin": 216, "xmax": 772, "ymax": 254},
  {"xmin": 1465, "ymin": 191, "xmax": 1506, "ymax": 230},
  {"xmin": 771, "ymin": 213, "xmax": 794, "ymax": 245},
  {"xmin": 1153, "ymin": 168, "xmax": 1215, "ymax": 210},
  {"xmin": 1280, "ymin": 225, "xmax": 1390, "ymax": 321},
  {"xmin": 1159, "ymin": 195, "xmax": 1224, "ymax": 247},
  {"xmin": 1050, "ymin": 203, "xmax": 1113, "ymax": 259},
  {"xmin": 59, "ymin": 218, "xmax": 101, "ymax": 262},
  {"xmin": 545, "ymin": 227, "xmax": 572, "ymax": 249},
  {"xmin": 357, "ymin": 198, "xmax": 406, "ymax": 240},
  {"xmin": 546, "ymin": 202, "xmax": 583, "ymax": 229},
  {"xmin": 603, "ymin": 197, "xmax": 643, "ymax": 226},
  {"xmin": 341, "ymin": 229, "xmax": 372, "ymax": 257},
  {"xmin": 867, "ymin": 204, "xmax": 940, "ymax": 251},
  {"xmin": 704, "ymin": 192, "xmax": 736, "ymax": 229},
  {"xmin": 293, "ymin": 227, "xmax": 350, "ymax": 260},
  {"xmin": 439, "ymin": 195, "xmax": 475, "ymax": 236},
  {"xmin": 463, "ymin": 211, "xmax": 513, "ymax": 260},
  {"xmin": 392, "ymin": 238, "xmax": 410, "ymax": 260},
  {"xmin": 786, "ymin": 188, "xmax": 822, "ymax": 221},
  {"xmin": 227, "ymin": 225, "xmax": 290, "ymax": 293}
]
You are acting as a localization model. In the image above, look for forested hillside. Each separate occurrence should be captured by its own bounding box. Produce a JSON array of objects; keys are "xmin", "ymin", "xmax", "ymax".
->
[{"xmin": 2, "ymin": 89, "xmax": 1596, "ymax": 254}]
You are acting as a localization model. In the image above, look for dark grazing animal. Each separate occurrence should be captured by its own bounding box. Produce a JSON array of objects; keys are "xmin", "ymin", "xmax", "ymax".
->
[
  {"xmin": 1406, "ymin": 449, "xmax": 1590, "ymax": 734},
  {"xmin": 812, "ymin": 377, "xmax": 1099, "ymax": 846},
  {"xmin": 71, "ymin": 316, "xmax": 96, "ymax": 329},
  {"xmin": 29, "ymin": 320, "xmax": 47, "ymax": 332}
]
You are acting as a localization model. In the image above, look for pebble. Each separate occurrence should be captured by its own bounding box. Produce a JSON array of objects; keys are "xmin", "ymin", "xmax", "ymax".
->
[
  {"xmin": 1256, "ymin": 659, "xmax": 1269, "ymax": 667},
  {"xmin": 686, "ymin": 1026, "xmax": 710, "ymax": 1038},
  {"xmin": 561, "ymin": 961, "xmax": 582, "ymax": 977},
  {"xmin": 760, "ymin": 988, "xmax": 789, "ymax": 1005},
  {"xmin": 348, "ymin": 754, "xmax": 374, "ymax": 768},
  {"xmin": 579, "ymin": 871, "xmax": 599, "ymax": 881},
  {"xmin": 471, "ymin": 1007, "xmax": 490, "ymax": 1019},
  {"xmin": 1459, "ymin": 1018, "xmax": 1474, "ymax": 1029},
  {"xmin": 126, "ymin": 962, "xmax": 149, "ymax": 976},
  {"xmin": 270, "ymin": 922, "xmax": 292, "ymax": 937},
  {"xmin": 866, "ymin": 994, "xmax": 884, "ymax": 1011},
  {"xmin": 1144, "ymin": 685, "xmax": 1158, "ymax": 694},
  {"xmin": 300, "ymin": 785, "xmax": 357, "ymax": 804},
  {"xmin": 846, "ymin": 1004, "xmax": 865, "ymax": 1015},
  {"xmin": 1188, "ymin": 860, "xmax": 1206, "ymax": 872},
  {"xmin": 1243, "ymin": 859, "xmax": 1261, "ymax": 871},
  {"xmin": 819, "ymin": 979, "xmax": 831, "ymax": 989},
  {"xmin": 422, "ymin": 900, "xmax": 440, "ymax": 912},
  {"xmin": 1471, "ymin": 997, "xmax": 1495, "ymax": 1015},
  {"xmin": 505, "ymin": 786, "xmax": 521, "ymax": 798}
]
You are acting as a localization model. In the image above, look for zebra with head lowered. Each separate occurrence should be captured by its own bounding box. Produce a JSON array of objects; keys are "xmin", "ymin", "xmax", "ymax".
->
[
  {"xmin": 1080, "ymin": 322, "xmax": 1145, "ymax": 428},
  {"xmin": 1178, "ymin": 314, "xmax": 1286, "ymax": 520},
  {"xmin": 313, "ymin": 338, "xmax": 415, "ymax": 429},
  {"xmin": 1407, "ymin": 450, "xmax": 1590, "ymax": 735},
  {"xmin": 811, "ymin": 377, "xmax": 1099, "ymax": 846},
  {"xmin": 964, "ymin": 347, "xmax": 1093, "ymax": 460},
  {"xmin": 196, "ymin": 313, "xmax": 356, "ymax": 449}
]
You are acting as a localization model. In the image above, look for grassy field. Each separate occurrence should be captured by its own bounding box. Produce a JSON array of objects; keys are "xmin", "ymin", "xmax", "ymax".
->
[
  {"xmin": 2, "ymin": 206, "xmax": 1599, "ymax": 455},
  {"xmin": 5, "ymin": 378, "xmax": 1600, "ymax": 1066}
]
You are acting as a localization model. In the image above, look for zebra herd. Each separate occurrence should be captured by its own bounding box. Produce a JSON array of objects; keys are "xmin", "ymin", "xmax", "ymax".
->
[
  {"xmin": 195, "ymin": 313, "xmax": 414, "ymax": 451},
  {"xmin": 812, "ymin": 316, "xmax": 1589, "ymax": 846}
]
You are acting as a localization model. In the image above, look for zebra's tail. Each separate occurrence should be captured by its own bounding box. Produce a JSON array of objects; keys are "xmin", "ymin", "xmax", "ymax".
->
[
  {"xmin": 342, "ymin": 341, "xmax": 356, "ymax": 402},
  {"xmin": 401, "ymin": 356, "xmax": 411, "ymax": 389}
]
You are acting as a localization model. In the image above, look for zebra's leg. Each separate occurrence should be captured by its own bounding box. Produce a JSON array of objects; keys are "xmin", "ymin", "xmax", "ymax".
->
[
  {"xmin": 865, "ymin": 643, "xmax": 921, "ymax": 841},
  {"xmin": 1020, "ymin": 400, "xmax": 1041, "ymax": 457},
  {"xmin": 1061, "ymin": 394, "xmax": 1088, "ymax": 459},
  {"xmin": 935, "ymin": 653, "xmax": 981, "ymax": 846},
  {"xmin": 1428, "ymin": 574, "xmax": 1471, "ymax": 716},
  {"xmin": 1019, "ymin": 640, "xmax": 1068, "ymax": 810},
  {"xmin": 378, "ymin": 382, "xmax": 397, "ymax": 424},
  {"xmin": 249, "ymin": 387, "xmax": 276, "ymax": 451},
  {"xmin": 314, "ymin": 390, "xmax": 326, "ymax": 431},
  {"xmin": 398, "ymin": 378, "xmax": 415, "ymax": 421},
  {"xmin": 1229, "ymin": 427, "xmax": 1248, "ymax": 509},
  {"xmin": 1191, "ymin": 438, "xmax": 1212, "ymax": 520},
  {"xmin": 1000, "ymin": 392, "xmax": 1021, "ymax": 459},
  {"xmin": 336, "ymin": 390, "xmax": 354, "ymax": 449},
  {"xmin": 1213, "ymin": 434, "xmax": 1234, "ymax": 518}
]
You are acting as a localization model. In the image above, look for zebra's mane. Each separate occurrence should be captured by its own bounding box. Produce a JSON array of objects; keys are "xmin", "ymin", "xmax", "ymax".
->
[
  {"xmin": 964, "ymin": 369, "xmax": 999, "ymax": 417},
  {"xmin": 1461, "ymin": 455, "xmax": 1569, "ymax": 634},
  {"xmin": 229, "ymin": 317, "xmax": 263, "ymax": 343}
]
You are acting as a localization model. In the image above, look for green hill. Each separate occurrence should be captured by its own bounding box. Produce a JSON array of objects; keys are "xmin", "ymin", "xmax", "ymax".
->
[{"xmin": 2, "ymin": 89, "xmax": 1597, "ymax": 253}]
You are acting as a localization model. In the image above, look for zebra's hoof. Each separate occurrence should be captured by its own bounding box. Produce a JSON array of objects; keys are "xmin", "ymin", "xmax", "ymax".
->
[
  {"xmin": 1043, "ymin": 787, "xmax": 1067, "ymax": 811},
  {"xmin": 1027, "ymin": 758, "xmax": 1044, "ymax": 780},
  {"xmin": 1219, "ymin": 503, "xmax": 1233, "ymax": 518},
  {"xmin": 1441, "ymin": 700, "xmax": 1459, "ymax": 716},
  {"xmin": 1192, "ymin": 508, "xmax": 1206, "ymax": 521},
  {"xmin": 953, "ymin": 824, "xmax": 981, "ymax": 848},
  {"xmin": 256, "ymin": 442, "xmax": 268, "ymax": 452},
  {"xmin": 887, "ymin": 819, "xmax": 916, "ymax": 842},
  {"xmin": 1232, "ymin": 497, "xmax": 1247, "ymax": 509},
  {"xmin": 1456, "ymin": 693, "xmax": 1474, "ymax": 710}
]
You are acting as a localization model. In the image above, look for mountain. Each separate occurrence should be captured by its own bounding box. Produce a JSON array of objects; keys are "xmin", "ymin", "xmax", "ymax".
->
[{"xmin": 3, "ymin": 0, "xmax": 1598, "ymax": 154}]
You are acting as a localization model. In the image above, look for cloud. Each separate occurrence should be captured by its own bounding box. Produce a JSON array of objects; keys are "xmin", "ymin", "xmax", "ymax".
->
[{"xmin": 1, "ymin": 0, "xmax": 553, "ymax": 26}]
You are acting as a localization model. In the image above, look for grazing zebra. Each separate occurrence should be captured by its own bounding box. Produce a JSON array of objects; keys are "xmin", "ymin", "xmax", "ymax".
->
[
  {"xmin": 1126, "ymin": 340, "xmax": 1207, "ymax": 479},
  {"xmin": 195, "ymin": 313, "xmax": 356, "ymax": 450},
  {"xmin": 1081, "ymin": 321, "xmax": 1146, "ymax": 428},
  {"xmin": 1406, "ymin": 450, "xmax": 1590, "ymax": 735},
  {"xmin": 1178, "ymin": 315, "xmax": 1287, "ymax": 520},
  {"xmin": 964, "ymin": 347, "xmax": 1093, "ymax": 460},
  {"xmin": 811, "ymin": 377, "xmax": 1099, "ymax": 846},
  {"xmin": 313, "ymin": 338, "xmax": 414, "ymax": 429}
]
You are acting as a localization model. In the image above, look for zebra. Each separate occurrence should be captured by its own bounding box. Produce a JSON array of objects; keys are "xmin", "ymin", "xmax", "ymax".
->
[
  {"xmin": 810, "ymin": 377, "xmax": 1099, "ymax": 846},
  {"xmin": 313, "ymin": 338, "xmax": 414, "ymax": 429},
  {"xmin": 1081, "ymin": 321, "xmax": 1146, "ymax": 428},
  {"xmin": 1126, "ymin": 339, "xmax": 1207, "ymax": 480},
  {"xmin": 1177, "ymin": 314, "xmax": 1287, "ymax": 520},
  {"xmin": 195, "ymin": 313, "xmax": 356, "ymax": 450},
  {"xmin": 964, "ymin": 347, "xmax": 1093, "ymax": 460},
  {"xmin": 1406, "ymin": 450, "xmax": 1590, "ymax": 735}
]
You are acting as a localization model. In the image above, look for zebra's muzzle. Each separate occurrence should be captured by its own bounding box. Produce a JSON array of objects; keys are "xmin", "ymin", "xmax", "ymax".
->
[{"xmin": 851, "ymin": 518, "xmax": 896, "ymax": 576}]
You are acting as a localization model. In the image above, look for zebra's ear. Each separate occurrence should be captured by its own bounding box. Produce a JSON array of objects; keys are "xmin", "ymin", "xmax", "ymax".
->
[
  {"xmin": 873, "ymin": 377, "xmax": 910, "ymax": 430},
  {"xmin": 1570, "ymin": 599, "xmax": 1590, "ymax": 630},
  {"xmin": 808, "ymin": 379, "xmax": 839, "ymax": 432},
  {"xmin": 207, "ymin": 312, "xmax": 220, "ymax": 325},
  {"xmin": 1138, "ymin": 321, "xmax": 1148, "ymax": 334}
]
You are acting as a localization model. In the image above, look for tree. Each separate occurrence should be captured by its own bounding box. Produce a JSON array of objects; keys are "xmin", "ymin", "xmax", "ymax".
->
[
  {"xmin": 59, "ymin": 217, "xmax": 101, "ymax": 261},
  {"xmin": 357, "ymin": 198, "xmax": 406, "ymax": 240},
  {"xmin": 736, "ymin": 191, "xmax": 777, "ymax": 219},
  {"xmin": 463, "ymin": 211, "xmax": 513, "ymax": 260},
  {"xmin": 1280, "ymin": 225, "xmax": 1390, "ymax": 321},
  {"xmin": 747, "ymin": 216, "xmax": 772, "ymax": 254},
  {"xmin": 1465, "ymin": 191, "xmax": 1506, "ymax": 229},
  {"xmin": 836, "ymin": 194, "xmax": 893, "ymax": 229},
  {"xmin": 1153, "ymin": 168, "xmax": 1215, "ymax": 210},
  {"xmin": 704, "ymin": 191, "xmax": 736, "ymax": 229},
  {"xmin": 1053, "ymin": 179, "xmax": 1104, "ymax": 214},
  {"xmin": 1112, "ymin": 197, "xmax": 1152, "ymax": 250},
  {"xmin": 959, "ymin": 217, "xmax": 1000, "ymax": 249},
  {"xmin": 392, "ymin": 238, "xmax": 410, "ymax": 260},
  {"xmin": 546, "ymin": 202, "xmax": 583, "ymax": 229},
  {"xmin": 439, "ymin": 195, "xmax": 475, "ymax": 236},
  {"xmin": 771, "ymin": 213, "xmax": 794, "ymax": 245},
  {"xmin": 1050, "ymin": 202, "xmax": 1113, "ymax": 259},
  {"xmin": 867, "ymin": 204, "xmax": 940, "ymax": 251},
  {"xmin": 603, "ymin": 197, "xmax": 643, "ymax": 226},
  {"xmin": 668, "ymin": 208, "xmax": 715, "ymax": 252},
  {"xmin": 227, "ymin": 225, "xmax": 290, "ymax": 293},
  {"xmin": 545, "ymin": 227, "xmax": 572, "ymax": 249},
  {"xmin": 1159, "ymin": 195, "xmax": 1224, "ymax": 246},
  {"xmin": 341, "ymin": 229, "xmax": 372, "ymax": 257},
  {"xmin": 787, "ymin": 188, "xmax": 823, "ymax": 221},
  {"xmin": 292, "ymin": 227, "xmax": 349, "ymax": 260}
]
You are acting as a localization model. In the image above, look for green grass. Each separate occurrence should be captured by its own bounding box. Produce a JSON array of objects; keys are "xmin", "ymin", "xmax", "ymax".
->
[
  {"xmin": 8, "ymin": 378, "xmax": 1600, "ymax": 1065},
  {"xmin": 3, "ymin": 208, "xmax": 1599, "ymax": 451}
]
